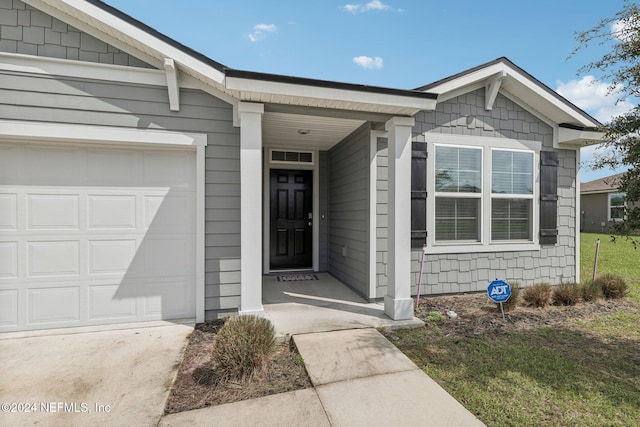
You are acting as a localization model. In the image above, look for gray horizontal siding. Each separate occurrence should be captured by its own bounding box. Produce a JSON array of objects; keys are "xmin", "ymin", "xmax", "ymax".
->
[
  {"xmin": 0, "ymin": 69, "xmax": 240, "ymax": 320},
  {"xmin": 0, "ymin": 0, "xmax": 151, "ymax": 68},
  {"xmin": 327, "ymin": 123, "xmax": 371, "ymax": 297}
]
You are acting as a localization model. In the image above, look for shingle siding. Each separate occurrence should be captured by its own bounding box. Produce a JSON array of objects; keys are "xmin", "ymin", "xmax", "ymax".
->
[
  {"xmin": 377, "ymin": 89, "xmax": 577, "ymax": 296},
  {"xmin": 0, "ymin": 0, "xmax": 152, "ymax": 68}
]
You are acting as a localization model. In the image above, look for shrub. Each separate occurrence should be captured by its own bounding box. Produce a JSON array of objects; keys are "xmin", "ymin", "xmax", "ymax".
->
[
  {"xmin": 552, "ymin": 282, "xmax": 581, "ymax": 306},
  {"xmin": 211, "ymin": 315, "xmax": 277, "ymax": 382},
  {"xmin": 426, "ymin": 311, "xmax": 445, "ymax": 323},
  {"xmin": 498, "ymin": 281, "xmax": 520, "ymax": 312},
  {"xmin": 522, "ymin": 283, "xmax": 553, "ymax": 308},
  {"xmin": 594, "ymin": 273, "xmax": 628, "ymax": 299},
  {"xmin": 579, "ymin": 281, "xmax": 602, "ymax": 302}
]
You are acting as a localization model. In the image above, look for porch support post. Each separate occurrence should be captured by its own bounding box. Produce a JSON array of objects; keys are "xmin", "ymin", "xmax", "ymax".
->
[
  {"xmin": 384, "ymin": 116, "xmax": 415, "ymax": 320},
  {"xmin": 238, "ymin": 102, "xmax": 265, "ymax": 316}
]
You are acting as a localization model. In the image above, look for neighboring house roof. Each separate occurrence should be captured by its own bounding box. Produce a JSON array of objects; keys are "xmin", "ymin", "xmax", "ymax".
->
[
  {"xmin": 581, "ymin": 173, "xmax": 625, "ymax": 194},
  {"xmin": 416, "ymin": 57, "xmax": 603, "ymax": 145}
]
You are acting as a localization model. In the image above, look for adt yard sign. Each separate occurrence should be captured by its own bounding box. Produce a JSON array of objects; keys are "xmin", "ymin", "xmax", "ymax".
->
[{"xmin": 487, "ymin": 280, "xmax": 511, "ymax": 303}]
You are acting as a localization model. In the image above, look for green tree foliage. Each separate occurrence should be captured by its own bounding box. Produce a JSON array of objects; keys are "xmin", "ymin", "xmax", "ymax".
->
[{"xmin": 573, "ymin": 0, "xmax": 640, "ymax": 238}]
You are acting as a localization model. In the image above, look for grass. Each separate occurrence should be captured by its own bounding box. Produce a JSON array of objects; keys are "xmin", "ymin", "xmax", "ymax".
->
[
  {"xmin": 581, "ymin": 232, "xmax": 640, "ymax": 303},
  {"xmin": 383, "ymin": 232, "xmax": 640, "ymax": 426}
]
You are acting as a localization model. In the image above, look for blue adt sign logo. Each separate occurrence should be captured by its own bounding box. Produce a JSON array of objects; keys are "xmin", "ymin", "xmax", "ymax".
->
[{"xmin": 487, "ymin": 280, "xmax": 511, "ymax": 303}]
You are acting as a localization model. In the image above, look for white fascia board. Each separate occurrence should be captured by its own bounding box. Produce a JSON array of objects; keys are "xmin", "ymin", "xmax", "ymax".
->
[
  {"xmin": 25, "ymin": 0, "xmax": 225, "ymax": 84},
  {"xmin": 428, "ymin": 63, "xmax": 507, "ymax": 98},
  {"xmin": 225, "ymin": 76, "xmax": 436, "ymax": 112},
  {"xmin": 0, "ymin": 51, "xmax": 168, "ymax": 86},
  {"xmin": 558, "ymin": 127, "xmax": 605, "ymax": 146},
  {"xmin": 0, "ymin": 120, "xmax": 207, "ymax": 147}
]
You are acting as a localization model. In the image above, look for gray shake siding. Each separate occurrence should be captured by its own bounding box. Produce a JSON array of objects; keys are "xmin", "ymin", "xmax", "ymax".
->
[
  {"xmin": 377, "ymin": 89, "xmax": 578, "ymax": 295},
  {"xmin": 327, "ymin": 123, "xmax": 371, "ymax": 297},
  {"xmin": 1, "ymin": 0, "xmax": 149, "ymax": 67}
]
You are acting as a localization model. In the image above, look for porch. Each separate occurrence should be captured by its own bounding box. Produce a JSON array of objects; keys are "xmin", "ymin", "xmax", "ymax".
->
[{"xmin": 263, "ymin": 273, "xmax": 423, "ymax": 337}]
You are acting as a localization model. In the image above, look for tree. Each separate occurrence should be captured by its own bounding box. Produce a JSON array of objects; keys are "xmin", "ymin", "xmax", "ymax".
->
[{"xmin": 572, "ymin": 0, "xmax": 640, "ymax": 239}]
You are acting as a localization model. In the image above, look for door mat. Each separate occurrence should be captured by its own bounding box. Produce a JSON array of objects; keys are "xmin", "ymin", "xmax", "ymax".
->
[{"xmin": 276, "ymin": 274, "xmax": 319, "ymax": 282}]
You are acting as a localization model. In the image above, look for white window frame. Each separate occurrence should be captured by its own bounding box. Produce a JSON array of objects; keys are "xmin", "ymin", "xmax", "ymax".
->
[
  {"xmin": 608, "ymin": 193, "xmax": 627, "ymax": 222},
  {"xmin": 425, "ymin": 134, "xmax": 541, "ymax": 254},
  {"xmin": 490, "ymin": 148, "xmax": 535, "ymax": 243},
  {"xmin": 433, "ymin": 144, "xmax": 484, "ymax": 243}
]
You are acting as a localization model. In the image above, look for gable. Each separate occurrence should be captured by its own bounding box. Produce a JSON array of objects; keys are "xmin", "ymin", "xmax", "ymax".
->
[
  {"xmin": 0, "ymin": 0, "xmax": 152, "ymax": 68},
  {"xmin": 415, "ymin": 88, "xmax": 553, "ymax": 147}
]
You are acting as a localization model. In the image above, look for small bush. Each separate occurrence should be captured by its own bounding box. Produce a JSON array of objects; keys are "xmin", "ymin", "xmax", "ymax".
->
[
  {"xmin": 579, "ymin": 281, "xmax": 602, "ymax": 302},
  {"xmin": 553, "ymin": 282, "xmax": 581, "ymax": 306},
  {"xmin": 522, "ymin": 283, "xmax": 553, "ymax": 308},
  {"xmin": 426, "ymin": 311, "xmax": 445, "ymax": 323},
  {"xmin": 594, "ymin": 273, "xmax": 628, "ymax": 299},
  {"xmin": 211, "ymin": 315, "xmax": 276, "ymax": 382},
  {"xmin": 498, "ymin": 281, "xmax": 520, "ymax": 312}
]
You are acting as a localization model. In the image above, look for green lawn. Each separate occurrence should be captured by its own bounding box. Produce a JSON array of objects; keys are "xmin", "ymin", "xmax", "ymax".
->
[
  {"xmin": 580, "ymin": 232, "xmax": 640, "ymax": 303},
  {"xmin": 384, "ymin": 232, "xmax": 640, "ymax": 426}
]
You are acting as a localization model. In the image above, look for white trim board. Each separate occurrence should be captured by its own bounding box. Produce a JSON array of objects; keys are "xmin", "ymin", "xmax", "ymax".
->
[{"xmin": 0, "ymin": 120, "xmax": 207, "ymax": 147}]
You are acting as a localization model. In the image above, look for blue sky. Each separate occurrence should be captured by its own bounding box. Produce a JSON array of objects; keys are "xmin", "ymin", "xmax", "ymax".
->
[{"xmin": 103, "ymin": 0, "xmax": 634, "ymax": 182}]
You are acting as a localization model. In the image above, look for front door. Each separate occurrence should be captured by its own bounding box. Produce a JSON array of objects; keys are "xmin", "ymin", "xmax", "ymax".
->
[{"xmin": 270, "ymin": 169, "xmax": 313, "ymax": 269}]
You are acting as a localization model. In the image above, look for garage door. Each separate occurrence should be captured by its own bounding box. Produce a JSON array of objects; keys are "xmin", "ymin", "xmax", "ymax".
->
[{"xmin": 0, "ymin": 141, "xmax": 196, "ymax": 332}]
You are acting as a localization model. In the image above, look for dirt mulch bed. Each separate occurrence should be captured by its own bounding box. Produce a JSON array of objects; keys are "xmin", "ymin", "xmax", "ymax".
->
[
  {"xmin": 415, "ymin": 292, "xmax": 640, "ymax": 338},
  {"xmin": 165, "ymin": 320, "xmax": 312, "ymax": 414}
]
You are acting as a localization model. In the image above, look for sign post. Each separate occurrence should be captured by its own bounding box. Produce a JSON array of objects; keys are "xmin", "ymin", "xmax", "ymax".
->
[{"xmin": 487, "ymin": 279, "xmax": 511, "ymax": 321}]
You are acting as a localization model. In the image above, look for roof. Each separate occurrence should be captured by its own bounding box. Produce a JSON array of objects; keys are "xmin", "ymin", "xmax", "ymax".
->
[
  {"xmin": 581, "ymin": 173, "xmax": 625, "ymax": 194},
  {"xmin": 416, "ymin": 57, "xmax": 603, "ymax": 132}
]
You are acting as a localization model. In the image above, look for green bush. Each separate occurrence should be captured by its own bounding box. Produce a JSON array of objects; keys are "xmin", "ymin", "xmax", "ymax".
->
[
  {"xmin": 594, "ymin": 273, "xmax": 628, "ymax": 299},
  {"xmin": 498, "ymin": 281, "xmax": 520, "ymax": 312},
  {"xmin": 426, "ymin": 311, "xmax": 445, "ymax": 323},
  {"xmin": 522, "ymin": 283, "xmax": 553, "ymax": 308},
  {"xmin": 552, "ymin": 282, "xmax": 581, "ymax": 306},
  {"xmin": 211, "ymin": 315, "xmax": 277, "ymax": 381},
  {"xmin": 579, "ymin": 281, "xmax": 602, "ymax": 302}
]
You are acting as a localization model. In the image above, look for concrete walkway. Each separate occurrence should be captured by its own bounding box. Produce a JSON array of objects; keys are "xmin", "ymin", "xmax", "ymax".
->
[
  {"xmin": 161, "ymin": 328, "xmax": 485, "ymax": 427},
  {"xmin": 263, "ymin": 273, "xmax": 424, "ymax": 337}
]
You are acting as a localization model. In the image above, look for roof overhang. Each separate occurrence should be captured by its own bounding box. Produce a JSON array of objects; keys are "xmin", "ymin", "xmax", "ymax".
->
[
  {"xmin": 224, "ymin": 69, "xmax": 437, "ymax": 116},
  {"xmin": 418, "ymin": 58, "xmax": 604, "ymax": 134}
]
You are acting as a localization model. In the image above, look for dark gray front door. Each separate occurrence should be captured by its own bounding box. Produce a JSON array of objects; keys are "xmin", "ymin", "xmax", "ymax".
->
[{"xmin": 270, "ymin": 169, "xmax": 312, "ymax": 269}]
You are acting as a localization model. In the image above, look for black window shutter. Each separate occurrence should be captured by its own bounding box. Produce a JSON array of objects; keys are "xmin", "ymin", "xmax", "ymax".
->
[
  {"xmin": 539, "ymin": 151, "xmax": 558, "ymax": 245},
  {"xmin": 411, "ymin": 142, "xmax": 427, "ymax": 248}
]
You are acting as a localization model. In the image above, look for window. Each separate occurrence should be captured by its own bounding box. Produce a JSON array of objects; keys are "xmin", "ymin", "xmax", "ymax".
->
[
  {"xmin": 424, "ymin": 135, "xmax": 541, "ymax": 254},
  {"xmin": 608, "ymin": 193, "xmax": 626, "ymax": 221},
  {"xmin": 270, "ymin": 150, "xmax": 314, "ymax": 164},
  {"xmin": 434, "ymin": 146, "xmax": 482, "ymax": 242},
  {"xmin": 491, "ymin": 150, "xmax": 534, "ymax": 241}
]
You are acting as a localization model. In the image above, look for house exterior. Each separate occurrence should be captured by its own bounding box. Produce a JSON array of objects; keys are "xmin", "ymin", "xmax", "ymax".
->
[
  {"xmin": 581, "ymin": 173, "xmax": 634, "ymax": 233},
  {"xmin": 0, "ymin": 0, "xmax": 603, "ymax": 333}
]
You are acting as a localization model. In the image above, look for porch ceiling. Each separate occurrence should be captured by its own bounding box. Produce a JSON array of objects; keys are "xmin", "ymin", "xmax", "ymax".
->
[{"xmin": 262, "ymin": 112, "xmax": 366, "ymax": 151}]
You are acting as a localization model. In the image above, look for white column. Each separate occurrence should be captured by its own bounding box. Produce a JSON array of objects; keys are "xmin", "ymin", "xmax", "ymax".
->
[
  {"xmin": 238, "ymin": 102, "xmax": 265, "ymax": 316},
  {"xmin": 384, "ymin": 116, "xmax": 415, "ymax": 320}
]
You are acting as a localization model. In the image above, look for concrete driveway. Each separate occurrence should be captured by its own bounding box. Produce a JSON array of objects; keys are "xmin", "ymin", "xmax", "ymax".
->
[{"xmin": 0, "ymin": 322, "xmax": 192, "ymax": 427}]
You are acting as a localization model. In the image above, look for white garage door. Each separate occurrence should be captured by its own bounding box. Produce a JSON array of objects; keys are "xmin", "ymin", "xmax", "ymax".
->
[{"xmin": 0, "ymin": 141, "xmax": 196, "ymax": 332}]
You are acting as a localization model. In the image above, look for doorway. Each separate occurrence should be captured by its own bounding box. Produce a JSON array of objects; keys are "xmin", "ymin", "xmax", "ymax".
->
[{"xmin": 269, "ymin": 169, "xmax": 313, "ymax": 270}]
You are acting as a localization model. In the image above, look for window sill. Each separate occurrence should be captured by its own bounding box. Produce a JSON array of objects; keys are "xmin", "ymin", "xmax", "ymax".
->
[{"xmin": 424, "ymin": 242, "xmax": 540, "ymax": 255}]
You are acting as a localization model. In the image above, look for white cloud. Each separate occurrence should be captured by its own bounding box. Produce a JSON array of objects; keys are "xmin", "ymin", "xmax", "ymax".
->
[
  {"xmin": 353, "ymin": 55, "xmax": 383, "ymax": 70},
  {"xmin": 248, "ymin": 23, "xmax": 277, "ymax": 42},
  {"xmin": 342, "ymin": 1, "xmax": 394, "ymax": 13},
  {"xmin": 611, "ymin": 17, "xmax": 638, "ymax": 42},
  {"xmin": 556, "ymin": 75, "xmax": 634, "ymax": 123}
]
